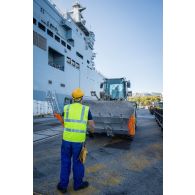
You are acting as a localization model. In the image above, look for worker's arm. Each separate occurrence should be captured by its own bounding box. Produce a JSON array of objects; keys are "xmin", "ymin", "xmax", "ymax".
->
[
  {"xmin": 87, "ymin": 109, "xmax": 95, "ymax": 137},
  {"xmin": 88, "ymin": 120, "xmax": 95, "ymax": 133},
  {"xmin": 88, "ymin": 120, "xmax": 95, "ymax": 138},
  {"xmin": 54, "ymin": 112, "xmax": 64, "ymax": 126}
]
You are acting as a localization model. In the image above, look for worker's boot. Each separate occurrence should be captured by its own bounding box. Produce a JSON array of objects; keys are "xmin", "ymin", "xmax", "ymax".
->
[
  {"xmin": 57, "ymin": 183, "xmax": 67, "ymax": 193},
  {"xmin": 74, "ymin": 181, "xmax": 89, "ymax": 191}
]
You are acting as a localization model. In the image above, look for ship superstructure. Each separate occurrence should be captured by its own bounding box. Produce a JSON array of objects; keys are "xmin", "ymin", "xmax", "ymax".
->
[{"xmin": 33, "ymin": 0, "xmax": 104, "ymax": 114}]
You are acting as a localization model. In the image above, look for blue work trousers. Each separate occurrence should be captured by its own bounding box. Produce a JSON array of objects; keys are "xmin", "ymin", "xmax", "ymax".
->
[{"xmin": 59, "ymin": 140, "xmax": 84, "ymax": 190}]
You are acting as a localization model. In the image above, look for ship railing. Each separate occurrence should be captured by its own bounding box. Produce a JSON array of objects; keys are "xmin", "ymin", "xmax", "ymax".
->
[{"xmin": 48, "ymin": 62, "xmax": 64, "ymax": 71}]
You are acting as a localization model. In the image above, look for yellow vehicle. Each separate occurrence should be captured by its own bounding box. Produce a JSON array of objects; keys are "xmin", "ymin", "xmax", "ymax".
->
[{"xmin": 83, "ymin": 78, "xmax": 137, "ymax": 139}]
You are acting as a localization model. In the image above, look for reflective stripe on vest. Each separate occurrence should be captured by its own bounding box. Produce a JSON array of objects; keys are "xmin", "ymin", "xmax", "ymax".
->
[
  {"xmin": 64, "ymin": 105, "xmax": 86, "ymax": 124},
  {"xmin": 63, "ymin": 103, "xmax": 89, "ymax": 142},
  {"xmin": 64, "ymin": 128, "xmax": 86, "ymax": 133}
]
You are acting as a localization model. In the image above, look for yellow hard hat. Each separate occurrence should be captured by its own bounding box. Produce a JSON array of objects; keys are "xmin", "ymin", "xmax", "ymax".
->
[{"xmin": 72, "ymin": 88, "xmax": 84, "ymax": 99}]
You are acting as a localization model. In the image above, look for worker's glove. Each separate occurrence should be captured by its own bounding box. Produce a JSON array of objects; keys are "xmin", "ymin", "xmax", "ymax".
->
[
  {"xmin": 88, "ymin": 131, "xmax": 94, "ymax": 138},
  {"xmin": 79, "ymin": 146, "xmax": 88, "ymax": 164}
]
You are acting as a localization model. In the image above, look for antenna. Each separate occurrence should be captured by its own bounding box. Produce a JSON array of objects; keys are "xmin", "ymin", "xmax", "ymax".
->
[{"xmin": 73, "ymin": 0, "xmax": 80, "ymax": 5}]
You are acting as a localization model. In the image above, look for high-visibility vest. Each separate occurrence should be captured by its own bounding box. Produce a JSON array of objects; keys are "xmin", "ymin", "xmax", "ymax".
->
[{"xmin": 63, "ymin": 103, "xmax": 89, "ymax": 142}]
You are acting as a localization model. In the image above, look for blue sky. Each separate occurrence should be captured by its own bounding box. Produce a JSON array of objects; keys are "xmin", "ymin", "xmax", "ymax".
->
[{"xmin": 53, "ymin": 0, "xmax": 163, "ymax": 93}]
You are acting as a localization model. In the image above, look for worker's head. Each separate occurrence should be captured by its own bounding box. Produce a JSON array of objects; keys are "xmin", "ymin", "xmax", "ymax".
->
[{"xmin": 72, "ymin": 88, "xmax": 84, "ymax": 102}]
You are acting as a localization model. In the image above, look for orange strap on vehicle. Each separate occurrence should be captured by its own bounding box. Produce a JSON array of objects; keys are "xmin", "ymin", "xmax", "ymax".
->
[
  {"xmin": 128, "ymin": 115, "xmax": 135, "ymax": 136},
  {"xmin": 54, "ymin": 112, "xmax": 64, "ymax": 127}
]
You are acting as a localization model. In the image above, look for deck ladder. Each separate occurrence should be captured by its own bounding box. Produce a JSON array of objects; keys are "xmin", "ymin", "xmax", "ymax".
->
[{"xmin": 46, "ymin": 91, "xmax": 61, "ymax": 114}]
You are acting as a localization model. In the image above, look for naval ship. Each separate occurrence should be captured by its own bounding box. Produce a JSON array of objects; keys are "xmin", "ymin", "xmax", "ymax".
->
[{"xmin": 33, "ymin": 0, "xmax": 104, "ymax": 114}]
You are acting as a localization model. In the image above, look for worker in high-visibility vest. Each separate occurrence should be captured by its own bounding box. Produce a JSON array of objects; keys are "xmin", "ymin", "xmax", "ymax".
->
[{"xmin": 57, "ymin": 88, "xmax": 95, "ymax": 193}]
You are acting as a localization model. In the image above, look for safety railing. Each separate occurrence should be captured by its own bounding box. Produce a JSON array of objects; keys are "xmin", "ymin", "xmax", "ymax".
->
[
  {"xmin": 33, "ymin": 100, "xmax": 53, "ymax": 116},
  {"xmin": 154, "ymin": 108, "xmax": 163, "ymax": 129}
]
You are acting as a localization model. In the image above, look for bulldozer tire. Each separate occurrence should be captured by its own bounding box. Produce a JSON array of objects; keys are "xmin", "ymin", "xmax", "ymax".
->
[
  {"xmin": 117, "ymin": 134, "xmax": 134, "ymax": 141},
  {"xmin": 129, "ymin": 135, "xmax": 134, "ymax": 141},
  {"xmin": 125, "ymin": 135, "xmax": 134, "ymax": 141}
]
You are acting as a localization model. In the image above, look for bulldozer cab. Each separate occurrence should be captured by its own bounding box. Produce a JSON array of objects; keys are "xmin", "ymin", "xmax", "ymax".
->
[{"xmin": 100, "ymin": 78, "xmax": 131, "ymax": 100}]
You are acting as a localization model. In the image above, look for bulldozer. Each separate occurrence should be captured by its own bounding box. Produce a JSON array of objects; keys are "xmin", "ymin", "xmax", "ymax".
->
[{"xmin": 82, "ymin": 77, "xmax": 137, "ymax": 138}]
